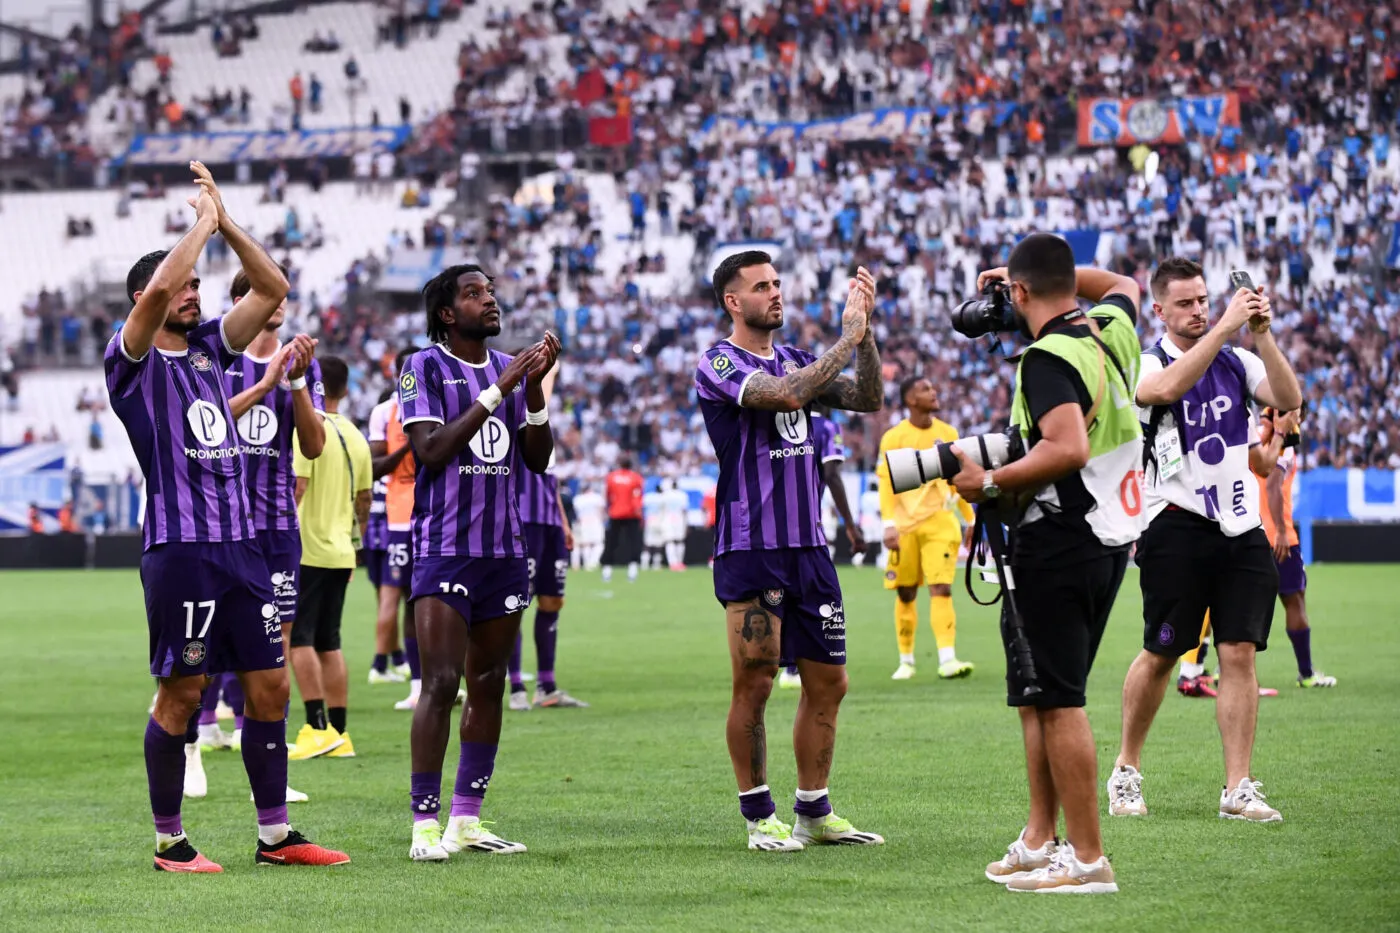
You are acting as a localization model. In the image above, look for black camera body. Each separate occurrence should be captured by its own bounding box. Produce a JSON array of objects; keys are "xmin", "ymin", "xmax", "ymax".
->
[{"xmin": 951, "ymin": 279, "xmax": 1018, "ymax": 338}]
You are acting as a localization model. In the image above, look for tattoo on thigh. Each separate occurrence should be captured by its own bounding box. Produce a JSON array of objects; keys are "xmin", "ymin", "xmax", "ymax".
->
[
  {"xmin": 746, "ymin": 717, "xmax": 766, "ymax": 786},
  {"xmin": 740, "ymin": 606, "xmax": 774, "ymax": 643}
]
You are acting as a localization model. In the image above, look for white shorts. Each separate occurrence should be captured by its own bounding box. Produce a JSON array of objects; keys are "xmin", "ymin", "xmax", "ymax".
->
[
  {"xmin": 577, "ymin": 524, "xmax": 604, "ymax": 547},
  {"xmin": 644, "ymin": 524, "xmax": 668, "ymax": 548},
  {"xmin": 663, "ymin": 520, "xmax": 687, "ymax": 542}
]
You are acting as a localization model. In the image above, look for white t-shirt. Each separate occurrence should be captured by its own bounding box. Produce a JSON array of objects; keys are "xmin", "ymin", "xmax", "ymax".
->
[
  {"xmin": 367, "ymin": 397, "xmax": 394, "ymax": 443},
  {"xmin": 661, "ymin": 487, "xmax": 689, "ymax": 540},
  {"xmin": 1137, "ymin": 336, "xmax": 1268, "ymax": 536},
  {"xmin": 573, "ymin": 491, "xmax": 605, "ymax": 541},
  {"xmin": 643, "ymin": 491, "xmax": 667, "ymax": 545}
]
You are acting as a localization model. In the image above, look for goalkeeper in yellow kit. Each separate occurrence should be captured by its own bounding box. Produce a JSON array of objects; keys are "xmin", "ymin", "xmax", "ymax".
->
[{"xmin": 875, "ymin": 377, "xmax": 975, "ymax": 681}]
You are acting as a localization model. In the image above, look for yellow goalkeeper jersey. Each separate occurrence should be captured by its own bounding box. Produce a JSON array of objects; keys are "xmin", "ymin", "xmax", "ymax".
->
[{"xmin": 875, "ymin": 417, "xmax": 975, "ymax": 538}]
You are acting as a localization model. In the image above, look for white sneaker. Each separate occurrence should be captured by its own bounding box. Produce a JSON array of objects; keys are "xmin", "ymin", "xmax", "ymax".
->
[
  {"xmin": 442, "ymin": 816, "xmax": 526, "ymax": 854},
  {"xmin": 392, "ymin": 662, "xmax": 412, "ymax": 679},
  {"xmin": 1219, "ymin": 778, "xmax": 1283, "ymax": 822},
  {"xmin": 368, "ymin": 668, "xmax": 406, "ymax": 685},
  {"xmin": 777, "ymin": 670, "xmax": 802, "ymax": 689},
  {"xmin": 409, "ymin": 819, "xmax": 450, "ymax": 861},
  {"xmin": 747, "ymin": 815, "xmax": 803, "ymax": 852},
  {"xmin": 394, "ymin": 685, "xmax": 421, "ymax": 711},
  {"xmin": 230, "ymin": 728, "xmax": 242, "ymax": 751},
  {"xmin": 183, "ymin": 744, "xmax": 207, "ymax": 799},
  {"xmin": 793, "ymin": 812, "xmax": 884, "ymax": 846},
  {"xmin": 534, "ymin": 687, "xmax": 589, "ymax": 708},
  {"xmin": 197, "ymin": 724, "xmax": 235, "ymax": 751},
  {"xmin": 214, "ymin": 700, "xmax": 234, "ymax": 720},
  {"xmin": 985, "ymin": 829, "xmax": 1057, "ymax": 883},
  {"xmin": 509, "ymin": 690, "xmax": 532, "ymax": 711},
  {"xmin": 891, "ymin": 662, "xmax": 916, "ymax": 681},
  {"xmin": 1006, "ymin": 842, "xmax": 1118, "ymax": 894},
  {"xmin": 251, "ymin": 785, "xmax": 310, "ymax": 803},
  {"xmin": 1107, "ymin": 765, "xmax": 1147, "ymax": 816}
]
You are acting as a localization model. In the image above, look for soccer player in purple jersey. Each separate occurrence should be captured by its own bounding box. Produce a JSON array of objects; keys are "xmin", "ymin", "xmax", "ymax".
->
[
  {"xmin": 509, "ymin": 447, "xmax": 587, "ymax": 710},
  {"xmin": 397, "ymin": 265, "xmax": 560, "ymax": 861},
  {"xmin": 106, "ymin": 161, "xmax": 347, "ymax": 872},
  {"xmin": 695, "ymin": 251, "xmax": 886, "ymax": 851}
]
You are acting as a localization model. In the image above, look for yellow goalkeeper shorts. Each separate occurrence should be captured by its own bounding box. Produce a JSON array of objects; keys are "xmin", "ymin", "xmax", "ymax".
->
[{"xmin": 884, "ymin": 525, "xmax": 960, "ymax": 590}]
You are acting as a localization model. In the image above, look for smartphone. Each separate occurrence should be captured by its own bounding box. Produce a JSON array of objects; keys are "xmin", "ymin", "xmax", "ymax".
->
[{"xmin": 1229, "ymin": 270, "xmax": 1256, "ymax": 293}]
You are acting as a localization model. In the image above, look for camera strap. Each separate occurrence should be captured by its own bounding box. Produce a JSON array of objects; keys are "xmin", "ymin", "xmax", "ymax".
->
[{"xmin": 1082, "ymin": 313, "xmax": 1131, "ymax": 431}]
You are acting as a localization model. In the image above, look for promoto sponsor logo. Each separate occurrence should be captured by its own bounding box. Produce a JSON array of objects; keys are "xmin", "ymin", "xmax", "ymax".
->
[
  {"xmin": 458, "ymin": 464, "xmax": 512, "ymax": 475},
  {"xmin": 769, "ymin": 444, "xmax": 815, "ymax": 460},
  {"xmin": 238, "ymin": 445, "xmax": 282, "ymax": 457},
  {"xmin": 184, "ymin": 447, "xmax": 240, "ymax": 460}
]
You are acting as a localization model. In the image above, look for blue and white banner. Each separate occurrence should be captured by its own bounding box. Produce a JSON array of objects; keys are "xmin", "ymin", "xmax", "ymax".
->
[
  {"xmin": 115, "ymin": 125, "xmax": 411, "ymax": 166},
  {"xmin": 1294, "ymin": 468, "xmax": 1400, "ymax": 561},
  {"xmin": 700, "ymin": 105, "xmax": 1021, "ymax": 145},
  {"xmin": 0, "ymin": 444, "xmax": 68, "ymax": 532},
  {"xmin": 377, "ymin": 247, "xmax": 472, "ymax": 293}
]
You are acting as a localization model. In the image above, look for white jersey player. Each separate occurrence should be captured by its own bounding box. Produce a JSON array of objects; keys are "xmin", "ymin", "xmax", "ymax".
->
[
  {"xmin": 661, "ymin": 480, "xmax": 689, "ymax": 570},
  {"xmin": 858, "ymin": 481, "xmax": 885, "ymax": 567},
  {"xmin": 572, "ymin": 487, "xmax": 606, "ymax": 570},
  {"xmin": 642, "ymin": 489, "xmax": 667, "ymax": 569}
]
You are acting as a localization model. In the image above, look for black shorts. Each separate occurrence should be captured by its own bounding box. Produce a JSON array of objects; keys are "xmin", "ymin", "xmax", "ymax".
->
[
  {"xmin": 291, "ymin": 565, "xmax": 352, "ymax": 652},
  {"xmin": 602, "ymin": 518, "xmax": 643, "ymax": 566},
  {"xmin": 1136, "ymin": 509, "xmax": 1278, "ymax": 656},
  {"xmin": 1003, "ymin": 549, "xmax": 1129, "ymax": 709}
]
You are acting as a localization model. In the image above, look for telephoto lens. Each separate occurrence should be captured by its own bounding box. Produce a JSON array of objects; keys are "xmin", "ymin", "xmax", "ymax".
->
[{"xmin": 884, "ymin": 428, "xmax": 1025, "ymax": 495}]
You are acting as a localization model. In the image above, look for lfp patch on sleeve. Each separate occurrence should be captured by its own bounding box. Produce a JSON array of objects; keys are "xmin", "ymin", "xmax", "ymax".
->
[
  {"xmin": 709, "ymin": 352, "xmax": 736, "ymax": 379},
  {"xmin": 399, "ymin": 370, "xmax": 419, "ymax": 403}
]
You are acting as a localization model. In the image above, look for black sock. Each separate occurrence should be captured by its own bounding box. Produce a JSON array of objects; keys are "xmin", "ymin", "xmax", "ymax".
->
[
  {"xmin": 372, "ymin": 654, "xmax": 388, "ymax": 673},
  {"xmin": 305, "ymin": 700, "xmax": 327, "ymax": 731},
  {"xmin": 328, "ymin": 707, "xmax": 347, "ymax": 734},
  {"xmin": 390, "ymin": 649, "xmax": 405, "ymax": 666}
]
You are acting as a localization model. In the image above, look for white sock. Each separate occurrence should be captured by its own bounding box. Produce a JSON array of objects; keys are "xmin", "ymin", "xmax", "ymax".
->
[
  {"xmin": 794, "ymin": 787, "xmax": 828, "ymax": 802},
  {"xmin": 156, "ymin": 831, "xmax": 186, "ymax": 852},
  {"xmin": 938, "ymin": 647, "xmax": 957, "ymax": 665},
  {"xmin": 1180, "ymin": 662, "xmax": 1204, "ymax": 678},
  {"xmin": 900, "ymin": 653, "xmax": 915, "ymax": 666},
  {"xmin": 409, "ymin": 679, "xmax": 422, "ymax": 698},
  {"xmin": 602, "ymin": 566, "xmax": 613, "ymax": 582},
  {"xmin": 258, "ymin": 822, "xmax": 290, "ymax": 845},
  {"xmin": 627, "ymin": 562, "xmax": 638, "ymax": 580},
  {"xmin": 198, "ymin": 723, "xmax": 220, "ymax": 740}
]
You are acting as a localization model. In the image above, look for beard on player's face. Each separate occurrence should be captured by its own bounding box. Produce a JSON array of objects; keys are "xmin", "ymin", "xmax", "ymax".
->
[
  {"xmin": 739, "ymin": 298, "xmax": 783, "ymax": 332},
  {"xmin": 163, "ymin": 299, "xmax": 202, "ymax": 334}
]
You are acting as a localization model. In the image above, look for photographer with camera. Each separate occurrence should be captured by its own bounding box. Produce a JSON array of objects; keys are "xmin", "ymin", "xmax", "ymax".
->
[
  {"xmin": 1106, "ymin": 258, "xmax": 1302, "ymax": 826},
  {"xmin": 949, "ymin": 235, "xmax": 1145, "ymax": 894}
]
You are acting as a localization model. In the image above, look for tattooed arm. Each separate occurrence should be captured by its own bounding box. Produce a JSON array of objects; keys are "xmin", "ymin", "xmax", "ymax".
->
[
  {"xmin": 739, "ymin": 333, "xmax": 859, "ymax": 412},
  {"xmin": 740, "ymin": 266, "xmax": 877, "ymax": 413},
  {"xmin": 816, "ymin": 330, "xmax": 882, "ymax": 412}
]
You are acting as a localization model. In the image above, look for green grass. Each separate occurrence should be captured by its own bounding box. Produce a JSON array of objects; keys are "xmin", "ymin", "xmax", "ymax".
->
[{"xmin": 3, "ymin": 564, "xmax": 1399, "ymax": 932}]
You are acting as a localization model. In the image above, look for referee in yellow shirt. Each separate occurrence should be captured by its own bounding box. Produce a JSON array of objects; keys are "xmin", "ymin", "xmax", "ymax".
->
[
  {"xmin": 288, "ymin": 357, "xmax": 373, "ymax": 760},
  {"xmin": 875, "ymin": 377, "xmax": 975, "ymax": 681}
]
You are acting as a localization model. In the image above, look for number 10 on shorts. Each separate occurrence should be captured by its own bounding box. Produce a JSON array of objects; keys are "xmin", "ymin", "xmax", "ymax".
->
[{"xmin": 184, "ymin": 600, "xmax": 215, "ymax": 639}]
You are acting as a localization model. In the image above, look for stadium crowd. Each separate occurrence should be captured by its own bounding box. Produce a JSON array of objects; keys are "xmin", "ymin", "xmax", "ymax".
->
[{"xmin": 4, "ymin": 0, "xmax": 1400, "ymax": 477}]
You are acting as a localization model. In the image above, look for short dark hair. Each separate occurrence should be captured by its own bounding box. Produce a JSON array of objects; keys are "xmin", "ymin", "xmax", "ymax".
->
[
  {"xmin": 1150, "ymin": 257, "xmax": 1205, "ymax": 301},
  {"xmin": 230, "ymin": 263, "xmax": 290, "ymax": 301},
  {"xmin": 712, "ymin": 250, "xmax": 772, "ymax": 307},
  {"xmin": 899, "ymin": 375, "xmax": 926, "ymax": 405},
  {"xmin": 1007, "ymin": 234, "xmax": 1076, "ymax": 299},
  {"xmin": 126, "ymin": 250, "xmax": 168, "ymax": 305},
  {"xmin": 319, "ymin": 355, "xmax": 349, "ymax": 399},
  {"xmin": 422, "ymin": 264, "xmax": 490, "ymax": 343}
]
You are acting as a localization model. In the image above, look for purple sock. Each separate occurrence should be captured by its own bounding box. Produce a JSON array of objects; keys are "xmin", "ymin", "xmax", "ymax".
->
[
  {"xmin": 405, "ymin": 637, "xmax": 421, "ymax": 680},
  {"xmin": 222, "ymin": 673, "xmax": 245, "ymax": 730},
  {"xmin": 450, "ymin": 742, "xmax": 498, "ymax": 818},
  {"xmin": 391, "ymin": 649, "xmax": 406, "ymax": 666},
  {"xmin": 372, "ymin": 654, "xmax": 388, "ymax": 673},
  {"xmin": 793, "ymin": 791, "xmax": 833, "ymax": 819},
  {"xmin": 240, "ymin": 717, "xmax": 288, "ymax": 824},
  {"xmin": 1287, "ymin": 626, "xmax": 1313, "ymax": 679},
  {"xmin": 144, "ymin": 718, "xmax": 186, "ymax": 835},
  {"xmin": 785, "ymin": 665, "xmax": 798, "ymax": 676},
  {"xmin": 534, "ymin": 611, "xmax": 559, "ymax": 691},
  {"xmin": 198, "ymin": 679, "xmax": 220, "ymax": 725},
  {"xmin": 739, "ymin": 785, "xmax": 776, "ymax": 822},
  {"xmin": 411, "ymin": 770, "xmax": 442, "ymax": 822},
  {"xmin": 509, "ymin": 632, "xmax": 524, "ymax": 688}
]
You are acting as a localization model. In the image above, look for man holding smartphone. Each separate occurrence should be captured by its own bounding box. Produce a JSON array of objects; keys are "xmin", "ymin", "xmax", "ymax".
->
[{"xmin": 1107, "ymin": 258, "xmax": 1302, "ymax": 823}]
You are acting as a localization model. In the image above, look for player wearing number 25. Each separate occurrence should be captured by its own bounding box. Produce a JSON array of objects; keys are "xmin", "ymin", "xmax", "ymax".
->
[{"xmin": 1107, "ymin": 257, "xmax": 1302, "ymax": 827}]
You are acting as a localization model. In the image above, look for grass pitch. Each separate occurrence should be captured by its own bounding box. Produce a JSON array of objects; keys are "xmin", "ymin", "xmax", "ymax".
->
[{"xmin": 2, "ymin": 563, "xmax": 1398, "ymax": 932}]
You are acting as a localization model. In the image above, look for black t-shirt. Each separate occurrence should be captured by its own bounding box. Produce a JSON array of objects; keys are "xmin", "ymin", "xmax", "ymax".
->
[{"xmin": 1013, "ymin": 293, "xmax": 1137, "ymax": 570}]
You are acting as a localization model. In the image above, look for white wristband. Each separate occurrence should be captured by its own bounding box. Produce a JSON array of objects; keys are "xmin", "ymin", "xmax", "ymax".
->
[
  {"xmin": 526, "ymin": 407, "xmax": 549, "ymax": 426},
  {"xmin": 289, "ymin": 376, "xmax": 307, "ymax": 390},
  {"xmin": 478, "ymin": 384, "xmax": 504, "ymax": 413}
]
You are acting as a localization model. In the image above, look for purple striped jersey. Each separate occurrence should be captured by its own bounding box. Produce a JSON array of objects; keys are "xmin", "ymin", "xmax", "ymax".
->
[
  {"xmin": 398, "ymin": 345, "xmax": 528, "ymax": 559},
  {"xmin": 517, "ymin": 459, "xmax": 562, "ymax": 527},
  {"xmin": 694, "ymin": 340, "xmax": 826, "ymax": 556},
  {"xmin": 222, "ymin": 352, "xmax": 325, "ymax": 532},
  {"xmin": 812, "ymin": 413, "xmax": 847, "ymax": 467},
  {"xmin": 363, "ymin": 478, "xmax": 389, "ymax": 551},
  {"xmin": 104, "ymin": 318, "xmax": 256, "ymax": 550}
]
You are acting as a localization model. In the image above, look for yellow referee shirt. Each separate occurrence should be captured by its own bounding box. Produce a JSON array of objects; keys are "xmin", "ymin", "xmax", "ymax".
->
[
  {"xmin": 875, "ymin": 417, "xmax": 974, "ymax": 539},
  {"xmin": 294, "ymin": 412, "xmax": 372, "ymax": 570}
]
